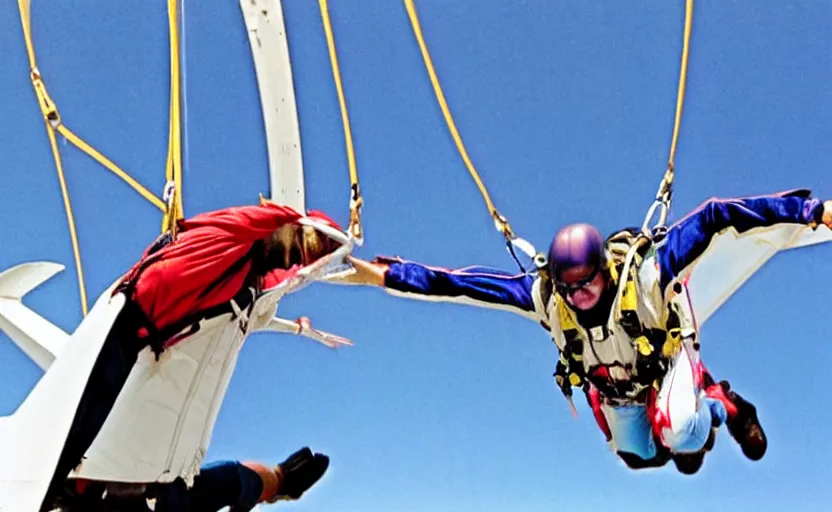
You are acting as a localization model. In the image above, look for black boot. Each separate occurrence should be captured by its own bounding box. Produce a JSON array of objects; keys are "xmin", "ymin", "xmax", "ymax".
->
[
  {"xmin": 617, "ymin": 448, "xmax": 671, "ymax": 470},
  {"xmin": 670, "ymin": 426, "xmax": 717, "ymax": 476},
  {"xmin": 269, "ymin": 447, "xmax": 330, "ymax": 502},
  {"xmin": 671, "ymin": 451, "xmax": 706, "ymax": 475},
  {"xmin": 720, "ymin": 381, "xmax": 768, "ymax": 461}
]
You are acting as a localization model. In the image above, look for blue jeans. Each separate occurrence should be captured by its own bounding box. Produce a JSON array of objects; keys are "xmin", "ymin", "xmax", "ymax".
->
[{"xmin": 605, "ymin": 397, "xmax": 728, "ymax": 460}]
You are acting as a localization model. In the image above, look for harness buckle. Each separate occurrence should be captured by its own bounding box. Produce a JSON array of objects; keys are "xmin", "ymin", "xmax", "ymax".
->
[
  {"xmin": 608, "ymin": 366, "xmax": 631, "ymax": 382},
  {"xmin": 229, "ymin": 290, "xmax": 256, "ymax": 334},
  {"xmin": 588, "ymin": 325, "xmax": 610, "ymax": 342}
]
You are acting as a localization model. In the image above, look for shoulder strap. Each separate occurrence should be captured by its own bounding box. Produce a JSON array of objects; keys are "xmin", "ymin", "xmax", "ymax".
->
[{"xmin": 114, "ymin": 231, "xmax": 175, "ymax": 298}]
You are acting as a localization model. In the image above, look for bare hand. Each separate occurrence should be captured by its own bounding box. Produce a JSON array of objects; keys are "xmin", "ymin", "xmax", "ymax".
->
[
  {"xmin": 296, "ymin": 316, "xmax": 353, "ymax": 348},
  {"xmin": 823, "ymin": 200, "xmax": 832, "ymax": 229},
  {"xmin": 344, "ymin": 256, "xmax": 387, "ymax": 286}
]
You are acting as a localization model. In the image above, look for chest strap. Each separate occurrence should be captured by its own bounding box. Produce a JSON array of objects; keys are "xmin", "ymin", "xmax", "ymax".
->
[{"xmin": 156, "ymin": 286, "xmax": 257, "ymax": 349}]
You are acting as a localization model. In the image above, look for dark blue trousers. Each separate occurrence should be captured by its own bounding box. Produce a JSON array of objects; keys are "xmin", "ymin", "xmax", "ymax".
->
[{"xmin": 154, "ymin": 461, "xmax": 264, "ymax": 512}]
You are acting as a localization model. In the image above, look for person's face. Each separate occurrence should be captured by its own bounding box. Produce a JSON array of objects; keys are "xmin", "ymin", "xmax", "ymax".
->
[
  {"xmin": 558, "ymin": 264, "xmax": 606, "ymax": 310},
  {"xmin": 266, "ymin": 225, "xmax": 332, "ymax": 269}
]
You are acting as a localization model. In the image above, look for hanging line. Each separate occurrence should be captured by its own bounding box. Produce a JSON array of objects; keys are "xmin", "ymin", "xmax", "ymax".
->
[
  {"xmin": 318, "ymin": 0, "xmax": 364, "ymax": 244},
  {"xmin": 612, "ymin": 0, "xmax": 696, "ymax": 346},
  {"xmin": 403, "ymin": 0, "xmax": 536, "ymax": 272},
  {"xmin": 17, "ymin": 0, "xmax": 167, "ymax": 315},
  {"xmin": 642, "ymin": 0, "xmax": 694, "ymax": 236},
  {"xmin": 162, "ymin": 0, "xmax": 186, "ymax": 235}
]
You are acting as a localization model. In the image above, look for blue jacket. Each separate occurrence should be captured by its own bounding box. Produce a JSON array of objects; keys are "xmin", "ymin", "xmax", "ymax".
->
[{"xmin": 376, "ymin": 189, "xmax": 824, "ymax": 326}]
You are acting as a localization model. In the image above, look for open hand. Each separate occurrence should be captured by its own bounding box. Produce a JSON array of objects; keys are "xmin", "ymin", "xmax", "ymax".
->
[
  {"xmin": 296, "ymin": 316, "xmax": 353, "ymax": 348},
  {"xmin": 823, "ymin": 200, "xmax": 832, "ymax": 229}
]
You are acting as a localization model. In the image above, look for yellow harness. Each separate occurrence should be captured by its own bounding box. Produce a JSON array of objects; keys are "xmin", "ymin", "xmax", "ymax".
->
[{"xmin": 550, "ymin": 229, "xmax": 684, "ymax": 401}]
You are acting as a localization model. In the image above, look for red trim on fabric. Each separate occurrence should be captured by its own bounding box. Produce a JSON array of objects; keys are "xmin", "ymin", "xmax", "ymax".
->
[
  {"xmin": 74, "ymin": 479, "xmax": 89, "ymax": 495},
  {"xmin": 705, "ymin": 383, "xmax": 739, "ymax": 419},
  {"xmin": 647, "ymin": 388, "xmax": 669, "ymax": 444},
  {"xmin": 588, "ymin": 386, "xmax": 612, "ymax": 441},
  {"xmin": 307, "ymin": 209, "xmax": 343, "ymax": 232},
  {"xmin": 591, "ymin": 367, "xmax": 610, "ymax": 380}
]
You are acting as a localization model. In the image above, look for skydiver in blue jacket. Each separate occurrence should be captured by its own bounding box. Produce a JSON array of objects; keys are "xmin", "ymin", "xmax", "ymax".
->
[{"xmin": 341, "ymin": 189, "xmax": 832, "ymax": 474}]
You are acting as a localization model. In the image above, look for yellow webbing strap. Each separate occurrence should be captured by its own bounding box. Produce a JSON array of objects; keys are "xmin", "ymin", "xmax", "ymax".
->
[
  {"xmin": 57, "ymin": 126, "xmax": 166, "ymax": 212},
  {"xmin": 318, "ymin": 0, "xmax": 363, "ymax": 242},
  {"xmin": 647, "ymin": 0, "xmax": 694, "ymax": 231},
  {"xmin": 17, "ymin": 0, "xmax": 167, "ymax": 315},
  {"xmin": 162, "ymin": 0, "xmax": 185, "ymax": 234},
  {"xmin": 46, "ymin": 118, "xmax": 89, "ymax": 316},
  {"xmin": 404, "ymin": 0, "xmax": 515, "ymax": 241},
  {"xmin": 18, "ymin": 2, "xmax": 165, "ymax": 213},
  {"xmin": 667, "ymin": 0, "xmax": 694, "ymax": 172}
]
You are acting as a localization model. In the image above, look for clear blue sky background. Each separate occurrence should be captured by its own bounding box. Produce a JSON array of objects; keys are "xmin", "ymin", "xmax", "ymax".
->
[{"xmin": 1, "ymin": 1, "xmax": 831, "ymax": 511}]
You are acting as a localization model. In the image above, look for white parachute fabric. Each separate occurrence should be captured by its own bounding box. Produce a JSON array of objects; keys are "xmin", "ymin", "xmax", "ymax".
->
[
  {"xmin": 0, "ymin": 287, "xmax": 125, "ymax": 512},
  {"xmin": 240, "ymin": 0, "xmax": 306, "ymax": 213},
  {"xmin": 681, "ymin": 224, "xmax": 832, "ymax": 327},
  {"xmin": 655, "ymin": 342, "xmax": 699, "ymax": 444},
  {"xmin": 71, "ymin": 224, "xmax": 355, "ymax": 485},
  {"xmin": 72, "ymin": 310, "xmax": 249, "ymax": 484},
  {"xmin": 0, "ymin": 262, "xmax": 70, "ymax": 371}
]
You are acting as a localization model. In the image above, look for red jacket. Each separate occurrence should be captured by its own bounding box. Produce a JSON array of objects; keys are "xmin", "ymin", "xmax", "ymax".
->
[{"xmin": 118, "ymin": 202, "xmax": 340, "ymax": 338}]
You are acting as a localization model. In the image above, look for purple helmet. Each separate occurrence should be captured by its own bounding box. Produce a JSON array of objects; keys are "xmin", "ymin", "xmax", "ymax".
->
[{"xmin": 547, "ymin": 223, "xmax": 605, "ymax": 282}]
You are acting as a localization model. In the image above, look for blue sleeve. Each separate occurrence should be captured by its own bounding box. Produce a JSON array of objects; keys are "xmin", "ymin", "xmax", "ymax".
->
[
  {"xmin": 656, "ymin": 189, "xmax": 823, "ymax": 290},
  {"xmin": 378, "ymin": 256, "xmax": 537, "ymax": 314}
]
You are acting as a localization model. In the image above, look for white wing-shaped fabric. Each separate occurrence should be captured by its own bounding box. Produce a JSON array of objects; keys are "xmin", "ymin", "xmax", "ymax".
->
[
  {"xmin": 0, "ymin": 261, "xmax": 70, "ymax": 371},
  {"xmin": 240, "ymin": 0, "xmax": 305, "ymax": 213},
  {"xmin": 0, "ymin": 287, "xmax": 125, "ymax": 512},
  {"xmin": 681, "ymin": 224, "xmax": 831, "ymax": 327},
  {"xmin": 72, "ymin": 226, "xmax": 355, "ymax": 486},
  {"xmin": 72, "ymin": 312, "xmax": 249, "ymax": 485}
]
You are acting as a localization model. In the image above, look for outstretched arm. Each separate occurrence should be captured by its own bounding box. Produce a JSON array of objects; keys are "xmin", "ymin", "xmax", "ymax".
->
[
  {"xmin": 656, "ymin": 189, "xmax": 831, "ymax": 290},
  {"xmin": 341, "ymin": 255, "xmax": 540, "ymax": 320}
]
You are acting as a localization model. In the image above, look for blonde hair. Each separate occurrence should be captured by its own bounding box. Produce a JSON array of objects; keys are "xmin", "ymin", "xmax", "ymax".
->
[
  {"xmin": 264, "ymin": 224, "xmax": 334, "ymax": 269},
  {"xmin": 299, "ymin": 225, "xmax": 330, "ymax": 260}
]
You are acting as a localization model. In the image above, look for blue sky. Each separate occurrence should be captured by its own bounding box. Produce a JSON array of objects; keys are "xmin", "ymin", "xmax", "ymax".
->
[{"xmin": 1, "ymin": 1, "xmax": 831, "ymax": 511}]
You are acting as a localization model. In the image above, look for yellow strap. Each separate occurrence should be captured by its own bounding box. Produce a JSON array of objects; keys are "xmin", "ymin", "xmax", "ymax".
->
[
  {"xmin": 57, "ymin": 125, "xmax": 167, "ymax": 211},
  {"xmin": 404, "ymin": 0, "xmax": 514, "ymax": 240},
  {"xmin": 46, "ymin": 120, "xmax": 89, "ymax": 316},
  {"xmin": 318, "ymin": 0, "xmax": 363, "ymax": 240},
  {"xmin": 18, "ymin": 0, "xmax": 35, "ymax": 69},
  {"xmin": 162, "ymin": 0, "xmax": 185, "ymax": 234},
  {"xmin": 643, "ymin": 0, "xmax": 693, "ymax": 232},
  {"xmin": 667, "ymin": 0, "xmax": 694, "ymax": 171},
  {"xmin": 17, "ymin": 0, "xmax": 167, "ymax": 316},
  {"xmin": 657, "ymin": 0, "xmax": 694, "ymax": 211},
  {"xmin": 19, "ymin": 6, "xmax": 165, "ymax": 212},
  {"xmin": 18, "ymin": 0, "xmax": 87, "ymax": 315}
]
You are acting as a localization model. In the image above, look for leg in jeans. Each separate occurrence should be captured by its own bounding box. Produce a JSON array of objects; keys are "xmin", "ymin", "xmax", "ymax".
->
[
  {"xmin": 653, "ymin": 348, "xmax": 727, "ymax": 455},
  {"xmin": 602, "ymin": 403, "xmax": 671, "ymax": 469}
]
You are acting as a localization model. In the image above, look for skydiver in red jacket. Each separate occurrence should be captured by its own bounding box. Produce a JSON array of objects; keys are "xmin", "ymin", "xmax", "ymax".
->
[{"xmin": 43, "ymin": 199, "xmax": 346, "ymax": 512}]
